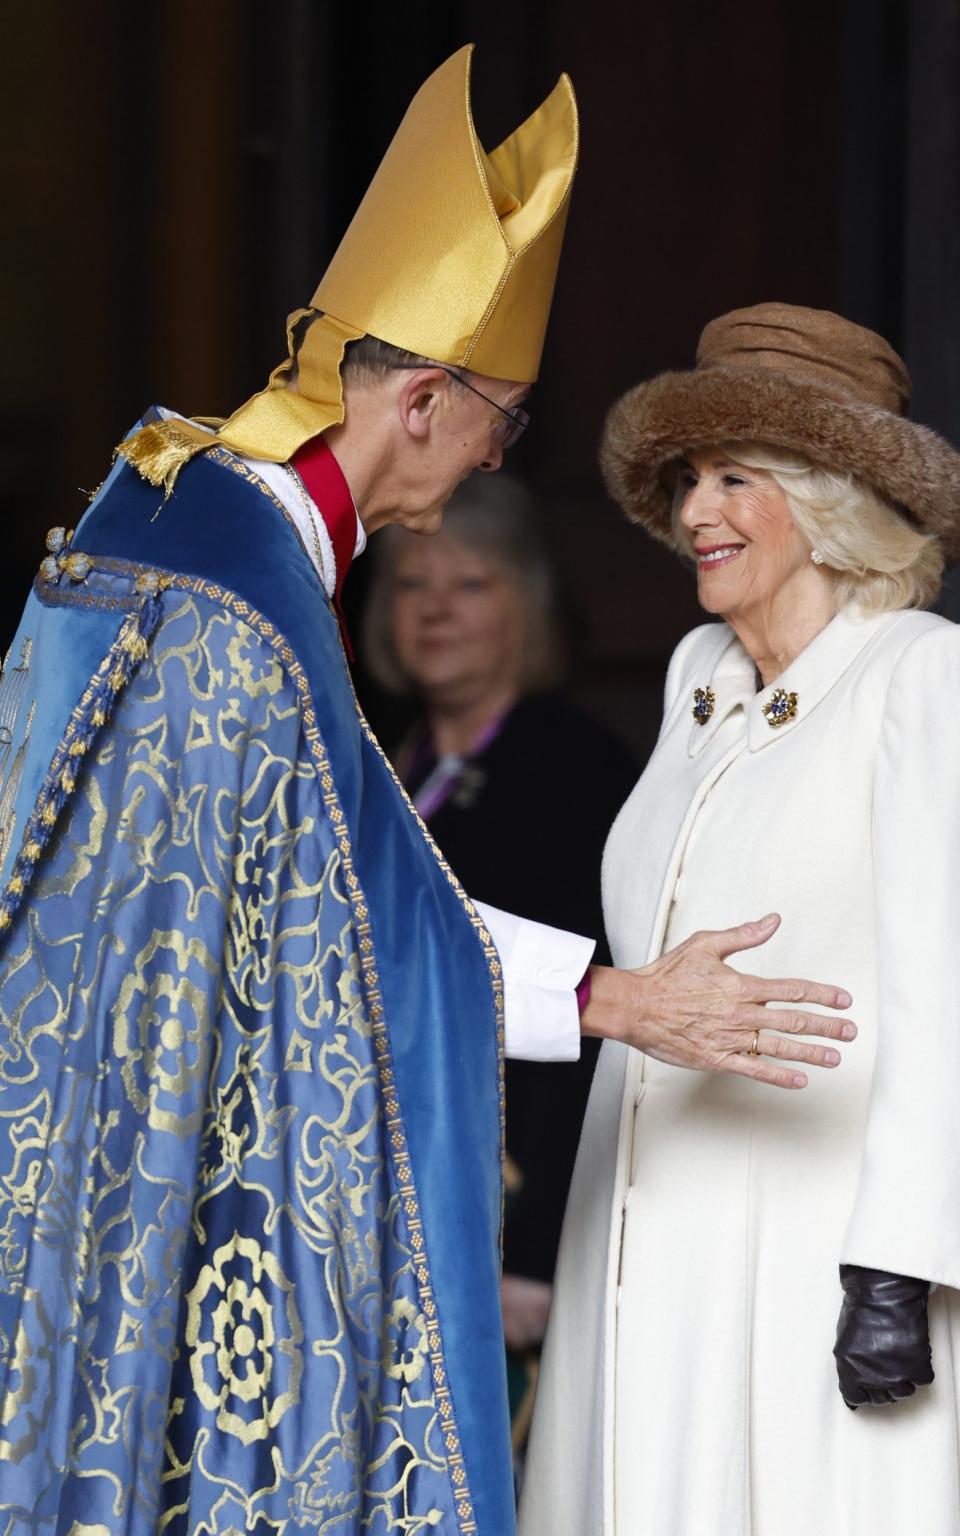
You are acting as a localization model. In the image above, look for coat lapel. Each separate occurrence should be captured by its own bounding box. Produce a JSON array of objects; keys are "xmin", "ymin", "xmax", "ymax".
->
[{"xmin": 746, "ymin": 606, "xmax": 888, "ymax": 751}]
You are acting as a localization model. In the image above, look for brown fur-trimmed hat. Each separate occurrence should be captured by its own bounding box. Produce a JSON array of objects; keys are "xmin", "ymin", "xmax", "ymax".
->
[{"xmin": 600, "ymin": 302, "xmax": 960, "ymax": 562}]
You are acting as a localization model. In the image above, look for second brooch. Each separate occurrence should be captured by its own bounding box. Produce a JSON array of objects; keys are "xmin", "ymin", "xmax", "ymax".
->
[{"xmin": 762, "ymin": 688, "xmax": 799, "ymax": 728}]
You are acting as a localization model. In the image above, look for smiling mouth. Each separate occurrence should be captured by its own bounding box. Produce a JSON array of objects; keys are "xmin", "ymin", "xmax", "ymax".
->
[{"xmin": 696, "ymin": 544, "xmax": 745, "ymax": 570}]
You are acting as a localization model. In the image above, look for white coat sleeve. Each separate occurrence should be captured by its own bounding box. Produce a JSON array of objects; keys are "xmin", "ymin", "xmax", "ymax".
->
[
  {"xmin": 474, "ymin": 902, "xmax": 595, "ymax": 1063},
  {"xmin": 841, "ymin": 624, "xmax": 960, "ymax": 1288}
]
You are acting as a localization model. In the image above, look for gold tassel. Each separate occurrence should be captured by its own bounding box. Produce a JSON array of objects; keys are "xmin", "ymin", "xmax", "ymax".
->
[
  {"xmin": 119, "ymin": 620, "xmax": 149, "ymax": 661},
  {"xmin": 116, "ymin": 421, "xmax": 211, "ymax": 495}
]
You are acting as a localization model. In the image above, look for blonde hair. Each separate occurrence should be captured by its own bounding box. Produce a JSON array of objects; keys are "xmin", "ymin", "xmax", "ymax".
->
[
  {"xmin": 362, "ymin": 474, "xmax": 565, "ymax": 694},
  {"xmin": 672, "ymin": 442, "xmax": 943, "ymax": 614}
]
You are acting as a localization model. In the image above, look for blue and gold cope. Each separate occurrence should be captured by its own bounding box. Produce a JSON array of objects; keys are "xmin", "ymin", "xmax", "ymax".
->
[{"xmin": 0, "ymin": 432, "xmax": 512, "ymax": 1534}]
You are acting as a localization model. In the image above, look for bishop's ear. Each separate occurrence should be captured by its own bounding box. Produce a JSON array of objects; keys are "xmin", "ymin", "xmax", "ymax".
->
[{"xmin": 395, "ymin": 368, "xmax": 450, "ymax": 442}]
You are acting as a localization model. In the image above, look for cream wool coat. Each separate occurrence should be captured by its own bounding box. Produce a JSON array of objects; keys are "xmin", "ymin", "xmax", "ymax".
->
[{"xmin": 520, "ymin": 604, "xmax": 960, "ymax": 1536}]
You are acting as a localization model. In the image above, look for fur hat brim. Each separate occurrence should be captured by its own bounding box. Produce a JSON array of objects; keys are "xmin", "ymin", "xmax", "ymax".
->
[{"xmin": 600, "ymin": 366, "xmax": 960, "ymax": 563}]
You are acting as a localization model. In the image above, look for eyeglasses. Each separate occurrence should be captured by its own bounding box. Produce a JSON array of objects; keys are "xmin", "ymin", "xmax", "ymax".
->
[{"xmin": 394, "ymin": 363, "xmax": 530, "ymax": 449}]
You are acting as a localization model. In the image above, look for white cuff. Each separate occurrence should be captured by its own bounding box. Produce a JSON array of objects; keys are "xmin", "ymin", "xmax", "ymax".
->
[{"xmin": 474, "ymin": 902, "xmax": 595, "ymax": 1063}]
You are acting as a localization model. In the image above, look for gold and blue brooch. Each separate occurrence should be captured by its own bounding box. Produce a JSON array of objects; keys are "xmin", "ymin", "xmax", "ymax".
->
[
  {"xmin": 692, "ymin": 686, "xmax": 715, "ymax": 725},
  {"xmin": 762, "ymin": 688, "xmax": 798, "ymax": 728}
]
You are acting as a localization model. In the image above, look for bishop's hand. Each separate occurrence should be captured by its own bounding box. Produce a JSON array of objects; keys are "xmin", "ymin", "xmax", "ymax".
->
[{"xmin": 580, "ymin": 913, "xmax": 856, "ymax": 1089}]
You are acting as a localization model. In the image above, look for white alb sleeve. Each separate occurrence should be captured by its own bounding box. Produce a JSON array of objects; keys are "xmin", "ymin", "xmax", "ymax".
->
[{"xmin": 474, "ymin": 902, "xmax": 594, "ymax": 1062}]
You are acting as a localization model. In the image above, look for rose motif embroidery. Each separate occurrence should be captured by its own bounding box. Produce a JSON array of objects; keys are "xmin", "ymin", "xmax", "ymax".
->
[
  {"xmin": 111, "ymin": 930, "xmax": 217, "ymax": 1137},
  {"xmin": 185, "ymin": 1232, "xmax": 304, "ymax": 1444},
  {"xmin": 381, "ymin": 1296, "xmax": 429, "ymax": 1384}
]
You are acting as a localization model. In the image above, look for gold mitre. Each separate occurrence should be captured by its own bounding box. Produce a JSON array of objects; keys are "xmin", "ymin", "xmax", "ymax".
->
[
  {"xmin": 313, "ymin": 43, "xmax": 578, "ymax": 382},
  {"xmin": 120, "ymin": 45, "xmax": 579, "ymax": 491}
]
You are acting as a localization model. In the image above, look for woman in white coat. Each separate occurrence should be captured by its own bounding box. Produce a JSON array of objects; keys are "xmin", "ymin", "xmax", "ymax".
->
[{"xmin": 520, "ymin": 302, "xmax": 960, "ymax": 1535}]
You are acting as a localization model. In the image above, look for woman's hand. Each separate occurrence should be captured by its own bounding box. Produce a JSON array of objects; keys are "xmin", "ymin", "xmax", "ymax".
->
[
  {"xmin": 581, "ymin": 913, "xmax": 856, "ymax": 1089},
  {"xmin": 834, "ymin": 1265, "xmax": 933, "ymax": 1407}
]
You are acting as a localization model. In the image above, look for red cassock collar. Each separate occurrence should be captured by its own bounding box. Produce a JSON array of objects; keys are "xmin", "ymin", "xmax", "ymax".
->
[{"xmin": 290, "ymin": 434, "xmax": 357, "ymax": 658}]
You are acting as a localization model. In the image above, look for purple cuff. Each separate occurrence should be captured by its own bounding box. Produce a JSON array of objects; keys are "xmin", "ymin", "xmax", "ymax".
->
[{"xmin": 575, "ymin": 968, "xmax": 592, "ymax": 1015}]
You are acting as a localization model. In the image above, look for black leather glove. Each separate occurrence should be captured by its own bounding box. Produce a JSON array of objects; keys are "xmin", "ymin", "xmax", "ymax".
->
[{"xmin": 834, "ymin": 1264, "xmax": 933, "ymax": 1409}]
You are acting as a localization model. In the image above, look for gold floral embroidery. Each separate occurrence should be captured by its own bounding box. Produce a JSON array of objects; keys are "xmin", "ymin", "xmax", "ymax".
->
[
  {"xmin": 111, "ymin": 930, "xmax": 218, "ymax": 1137},
  {"xmin": 0, "ymin": 1288, "xmax": 56, "ymax": 1464},
  {"xmin": 185, "ymin": 1232, "xmax": 304, "ymax": 1444},
  {"xmin": 0, "ymin": 592, "xmax": 475, "ymax": 1530},
  {"xmin": 381, "ymin": 1297, "xmax": 430, "ymax": 1384}
]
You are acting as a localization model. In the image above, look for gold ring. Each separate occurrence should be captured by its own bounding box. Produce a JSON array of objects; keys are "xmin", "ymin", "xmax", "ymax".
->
[{"xmin": 748, "ymin": 1029, "xmax": 761, "ymax": 1056}]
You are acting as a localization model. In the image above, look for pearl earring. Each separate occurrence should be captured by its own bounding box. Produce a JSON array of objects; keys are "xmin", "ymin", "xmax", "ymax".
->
[{"xmin": 810, "ymin": 549, "xmax": 825, "ymax": 566}]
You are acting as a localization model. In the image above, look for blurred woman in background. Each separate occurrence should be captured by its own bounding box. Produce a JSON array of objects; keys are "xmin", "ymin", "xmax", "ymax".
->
[{"xmin": 362, "ymin": 473, "xmax": 636, "ymax": 1467}]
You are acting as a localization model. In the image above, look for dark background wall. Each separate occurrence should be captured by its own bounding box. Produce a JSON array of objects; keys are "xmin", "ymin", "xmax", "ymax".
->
[{"xmin": 3, "ymin": 0, "xmax": 958, "ymax": 756}]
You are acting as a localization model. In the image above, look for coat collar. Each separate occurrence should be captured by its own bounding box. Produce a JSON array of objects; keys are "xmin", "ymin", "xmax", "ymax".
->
[
  {"xmin": 686, "ymin": 633, "xmax": 756, "ymax": 755},
  {"xmin": 687, "ymin": 604, "xmax": 890, "ymax": 756}
]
